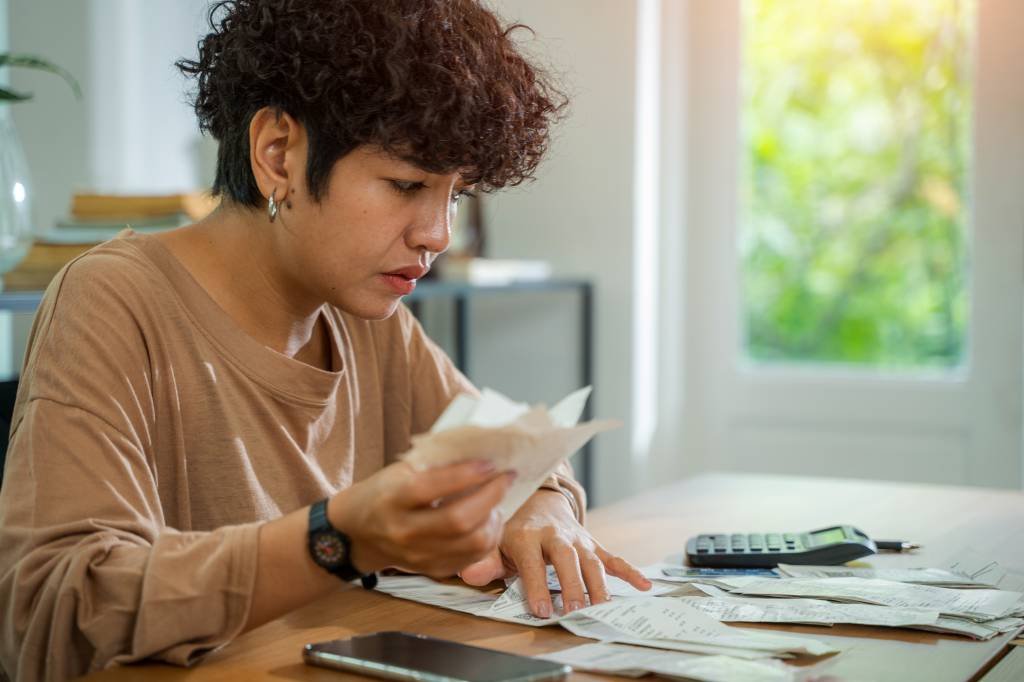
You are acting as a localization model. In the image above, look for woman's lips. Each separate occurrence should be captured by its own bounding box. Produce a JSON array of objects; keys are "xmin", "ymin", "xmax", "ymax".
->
[
  {"xmin": 381, "ymin": 273, "xmax": 417, "ymax": 295},
  {"xmin": 380, "ymin": 266, "xmax": 427, "ymax": 296}
]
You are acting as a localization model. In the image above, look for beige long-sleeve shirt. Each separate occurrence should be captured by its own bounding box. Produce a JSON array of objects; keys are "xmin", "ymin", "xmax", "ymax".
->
[{"xmin": 0, "ymin": 232, "xmax": 584, "ymax": 681}]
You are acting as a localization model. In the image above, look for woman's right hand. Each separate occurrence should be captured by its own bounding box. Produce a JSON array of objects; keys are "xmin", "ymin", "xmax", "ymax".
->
[{"xmin": 328, "ymin": 459, "xmax": 514, "ymax": 579}]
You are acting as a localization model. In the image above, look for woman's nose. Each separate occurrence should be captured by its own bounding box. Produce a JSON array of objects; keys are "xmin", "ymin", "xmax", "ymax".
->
[{"xmin": 408, "ymin": 204, "xmax": 452, "ymax": 255}]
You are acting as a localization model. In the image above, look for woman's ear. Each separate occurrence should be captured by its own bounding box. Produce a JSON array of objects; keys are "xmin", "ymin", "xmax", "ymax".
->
[{"xmin": 249, "ymin": 107, "xmax": 304, "ymax": 201}]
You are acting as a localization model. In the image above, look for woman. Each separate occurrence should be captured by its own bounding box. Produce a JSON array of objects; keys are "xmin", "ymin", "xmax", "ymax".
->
[{"xmin": 0, "ymin": 1, "xmax": 650, "ymax": 679}]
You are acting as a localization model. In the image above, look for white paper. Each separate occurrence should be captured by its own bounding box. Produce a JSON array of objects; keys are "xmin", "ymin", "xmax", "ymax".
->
[
  {"xmin": 548, "ymin": 386, "xmax": 592, "ymax": 428},
  {"xmin": 732, "ymin": 577, "xmax": 1022, "ymax": 621},
  {"xmin": 946, "ymin": 553, "xmax": 1024, "ymax": 594},
  {"xmin": 407, "ymin": 387, "xmax": 617, "ymax": 519},
  {"xmin": 777, "ymin": 564, "xmax": 995, "ymax": 588},
  {"xmin": 543, "ymin": 564, "xmax": 681, "ymax": 597},
  {"xmin": 463, "ymin": 388, "xmax": 531, "ymax": 428},
  {"xmin": 910, "ymin": 616, "xmax": 1017, "ymax": 640},
  {"xmin": 684, "ymin": 584, "xmax": 941, "ymax": 629},
  {"xmin": 429, "ymin": 393, "xmax": 479, "ymax": 433},
  {"xmin": 376, "ymin": 575, "xmax": 839, "ymax": 660},
  {"xmin": 642, "ymin": 563, "xmax": 772, "ymax": 591},
  {"xmin": 374, "ymin": 575, "xmax": 500, "ymax": 618},
  {"xmin": 558, "ymin": 597, "xmax": 839, "ymax": 657},
  {"xmin": 488, "ymin": 578, "xmax": 563, "ymax": 626},
  {"xmin": 539, "ymin": 642, "xmax": 802, "ymax": 682}
]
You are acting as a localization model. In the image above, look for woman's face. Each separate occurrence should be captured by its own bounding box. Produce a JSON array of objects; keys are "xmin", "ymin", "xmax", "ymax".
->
[{"xmin": 275, "ymin": 144, "xmax": 472, "ymax": 320}]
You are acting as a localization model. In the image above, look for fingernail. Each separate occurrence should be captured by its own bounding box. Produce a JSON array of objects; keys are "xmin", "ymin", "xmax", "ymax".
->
[
  {"xmin": 504, "ymin": 470, "xmax": 518, "ymax": 482},
  {"xmin": 475, "ymin": 460, "xmax": 497, "ymax": 474},
  {"xmin": 567, "ymin": 600, "xmax": 584, "ymax": 613},
  {"xmin": 535, "ymin": 601, "xmax": 552, "ymax": 618}
]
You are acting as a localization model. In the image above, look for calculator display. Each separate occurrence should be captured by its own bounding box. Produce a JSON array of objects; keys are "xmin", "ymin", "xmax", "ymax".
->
[{"xmin": 808, "ymin": 528, "xmax": 848, "ymax": 545}]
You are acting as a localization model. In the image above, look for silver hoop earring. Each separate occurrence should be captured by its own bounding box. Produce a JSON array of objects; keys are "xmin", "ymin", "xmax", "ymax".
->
[{"xmin": 267, "ymin": 189, "xmax": 279, "ymax": 223}]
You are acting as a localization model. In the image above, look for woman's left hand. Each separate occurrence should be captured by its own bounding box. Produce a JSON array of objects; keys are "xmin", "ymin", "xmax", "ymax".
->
[{"xmin": 458, "ymin": 489, "xmax": 651, "ymax": 617}]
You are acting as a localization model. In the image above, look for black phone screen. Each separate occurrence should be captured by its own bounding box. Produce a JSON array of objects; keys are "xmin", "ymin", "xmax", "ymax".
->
[{"xmin": 304, "ymin": 631, "xmax": 570, "ymax": 682}]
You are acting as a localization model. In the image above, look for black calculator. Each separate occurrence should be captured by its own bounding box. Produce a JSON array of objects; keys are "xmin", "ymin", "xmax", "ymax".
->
[{"xmin": 685, "ymin": 525, "xmax": 877, "ymax": 568}]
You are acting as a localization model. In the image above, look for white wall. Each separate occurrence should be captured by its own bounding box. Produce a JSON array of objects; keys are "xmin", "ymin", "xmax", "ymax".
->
[
  {"xmin": 0, "ymin": 0, "xmax": 7, "ymax": 53},
  {"xmin": 10, "ymin": 0, "xmax": 92, "ymax": 236},
  {"xmin": 1, "ymin": 0, "xmax": 13, "ymax": 377}
]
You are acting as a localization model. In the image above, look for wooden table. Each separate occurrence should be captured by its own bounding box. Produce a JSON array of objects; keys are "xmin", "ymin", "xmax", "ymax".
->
[{"xmin": 85, "ymin": 473, "xmax": 1024, "ymax": 681}]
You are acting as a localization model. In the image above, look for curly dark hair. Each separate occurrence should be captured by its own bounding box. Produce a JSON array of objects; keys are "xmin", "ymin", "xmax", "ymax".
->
[{"xmin": 175, "ymin": 0, "xmax": 568, "ymax": 207}]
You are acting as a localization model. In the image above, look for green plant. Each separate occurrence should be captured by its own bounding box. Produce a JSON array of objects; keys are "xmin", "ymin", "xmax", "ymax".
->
[{"xmin": 0, "ymin": 53, "xmax": 81, "ymax": 103}]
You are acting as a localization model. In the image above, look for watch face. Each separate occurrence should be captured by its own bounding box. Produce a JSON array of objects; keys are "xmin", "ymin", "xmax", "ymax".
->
[{"xmin": 312, "ymin": 531, "xmax": 346, "ymax": 567}]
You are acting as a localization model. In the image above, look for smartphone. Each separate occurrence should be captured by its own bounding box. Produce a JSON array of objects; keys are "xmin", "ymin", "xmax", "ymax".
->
[{"xmin": 303, "ymin": 631, "xmax": 571, "ymax": 682}]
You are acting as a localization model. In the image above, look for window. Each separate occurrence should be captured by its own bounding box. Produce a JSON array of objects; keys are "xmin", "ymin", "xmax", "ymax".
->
[{"xmin": 740, "ymin": 0, "xmax": 975, "ymax": 368}]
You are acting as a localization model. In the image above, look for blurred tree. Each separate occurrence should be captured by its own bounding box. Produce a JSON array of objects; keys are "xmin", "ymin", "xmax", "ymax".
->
[{"xmin": 741, "ymin": 0, "xmax": 973, "ymax": 367}]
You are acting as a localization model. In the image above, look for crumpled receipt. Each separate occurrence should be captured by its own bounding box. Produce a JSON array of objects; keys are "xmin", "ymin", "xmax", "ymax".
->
[{"xmin": 402, "ymin": 386, "xmax": 618, "ymax": 519}]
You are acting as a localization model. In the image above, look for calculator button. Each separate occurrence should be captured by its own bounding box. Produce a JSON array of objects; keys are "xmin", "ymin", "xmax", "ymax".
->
[
  {"xmin": 696, "ymin": 547, "xmax": 709, "ymax": 554},
  {"xmin": 714, "ymin": 547, "xmax": 728, "ymax": 553},
  {"xmin": 767, "ymin": 547, "xmax": 781, "ymax": 551},
  {"xmin": 784, "ymin": 534, "xmax": 796, "ymax": 542}
]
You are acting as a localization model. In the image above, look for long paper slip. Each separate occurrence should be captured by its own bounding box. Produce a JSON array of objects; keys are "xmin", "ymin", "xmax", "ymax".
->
[
  {"xmin": 405, "ymin": 411, "xmax": 616, "ymax": 519},
  {"xmin": 539, "ymin": 643, "xmax": 802, "ymax": 682}
]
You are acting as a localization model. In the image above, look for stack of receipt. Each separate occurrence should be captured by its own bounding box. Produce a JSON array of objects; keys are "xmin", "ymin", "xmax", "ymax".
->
[
  {"xmin": 373, "ymin": 557, "xmax": 1021, "ymax": 681},
  {"xmin": 643, "ymin": 557, "xmax": 1024, "ymax": 641},
  {"xmin": 375, "ymin": 574, "xmax": 839, "ymax": 664}
]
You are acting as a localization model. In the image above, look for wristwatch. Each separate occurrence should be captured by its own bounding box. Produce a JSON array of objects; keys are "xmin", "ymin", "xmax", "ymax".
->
[{"xmin": 307, "ymin": 498, "xmax": 377, "ymax": 589}]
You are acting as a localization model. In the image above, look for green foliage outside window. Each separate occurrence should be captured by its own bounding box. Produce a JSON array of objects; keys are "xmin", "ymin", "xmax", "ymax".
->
[{"xmin": 741, "ymin": 0, "xmax": 974, "ymax": 367}]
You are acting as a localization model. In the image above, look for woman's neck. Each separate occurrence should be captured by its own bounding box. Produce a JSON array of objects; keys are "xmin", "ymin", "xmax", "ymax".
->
[{"xmin": 153, "ymin": 206, "xmax": 333, "ymax": 370}]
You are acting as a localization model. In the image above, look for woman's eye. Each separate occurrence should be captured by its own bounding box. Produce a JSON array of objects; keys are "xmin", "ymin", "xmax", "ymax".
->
[
  {"xmin": 390, "ymin": 180, "xmax": 424, "ymax": 195},
  {"xmin": 451, "ymin": 189, "xmax": 477, "ymax": 204}
]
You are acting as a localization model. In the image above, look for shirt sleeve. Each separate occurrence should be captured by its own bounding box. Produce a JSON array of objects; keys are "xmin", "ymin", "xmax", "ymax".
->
[
  {"xmin": 394, "ymin": 306, "xmax": 587, "ymax": 523},
  {"xmin": 0, "ymin": 257, "xmax": 259, "ymax": 681}
]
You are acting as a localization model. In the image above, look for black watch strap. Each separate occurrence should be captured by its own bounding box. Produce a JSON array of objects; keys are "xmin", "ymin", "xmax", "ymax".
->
[{"xmin": 308, "ymin": 498, "xmax": 376, "ymax": 588}]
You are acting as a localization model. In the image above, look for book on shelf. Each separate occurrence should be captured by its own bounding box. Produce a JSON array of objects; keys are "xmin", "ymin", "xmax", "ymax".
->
[
  {"xmin": 436, "ymin": 257, "xmax": 552, "ymax": 285},
  {"xmin": 70, "ymin": 191, "xmax": 219, "ymax": 221},
  {"xmin": 45, "ymin": 213, "xmax": 190, "ymax": 244},
  {"xmin": 2, "ymin": 242, "xmax": 96, "ymax": 292},
  {"xmin": 3, "ymin": 191, "xmax": 218, "ymax": 292}
]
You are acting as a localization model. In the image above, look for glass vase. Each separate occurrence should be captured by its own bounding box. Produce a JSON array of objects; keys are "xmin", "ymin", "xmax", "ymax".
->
[{"xmin": 0, "ymin": 107, "xmax": 34, "ymax": 291}]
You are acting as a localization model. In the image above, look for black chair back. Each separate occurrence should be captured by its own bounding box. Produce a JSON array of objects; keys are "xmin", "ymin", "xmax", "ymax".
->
[{"xmin": 0, "ymin": 379, "xmax": 19, "ymax": 485}]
